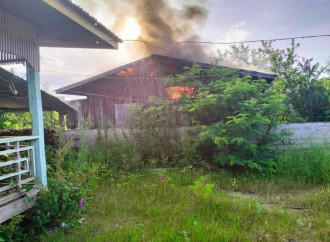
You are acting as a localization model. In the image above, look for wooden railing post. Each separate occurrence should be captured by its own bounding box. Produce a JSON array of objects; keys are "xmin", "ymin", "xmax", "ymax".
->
[
  {"xmin": 14, "ymin": 141, "xmax": 22, "ymax": 189},
  {"xmin": 26, "ymin": 64, "xmax": 47, "ymax": 186}
]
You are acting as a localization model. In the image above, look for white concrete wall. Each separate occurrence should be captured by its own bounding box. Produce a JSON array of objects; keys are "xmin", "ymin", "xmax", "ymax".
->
[
  {"xmin": 64, "ymin": 122, "xmax": 330, "ymax": 149},
  {"xmin": 276, "ymin": 122, "xmax": 330, "ymax": 146}
]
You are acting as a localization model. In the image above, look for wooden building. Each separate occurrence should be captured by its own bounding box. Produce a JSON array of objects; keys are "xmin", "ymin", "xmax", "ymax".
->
[
  {"xmin": 0, "ymin": 0, "xmax": 121, "ymax": 223},
  {"xmin": 56, "ymin": 54, "xmax": 277, "ymax": 128}
]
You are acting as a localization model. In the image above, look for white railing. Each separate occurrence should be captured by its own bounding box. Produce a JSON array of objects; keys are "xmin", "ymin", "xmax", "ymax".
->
[{"xmin": 0, "ymin": 136, "xmax": 38, "ymax": 195}]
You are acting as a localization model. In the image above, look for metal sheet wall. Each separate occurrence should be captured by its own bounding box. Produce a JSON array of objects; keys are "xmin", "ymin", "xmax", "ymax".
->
[{"xmin": 0, "ymin": 8, "xmax": 39, "ymax": 71}]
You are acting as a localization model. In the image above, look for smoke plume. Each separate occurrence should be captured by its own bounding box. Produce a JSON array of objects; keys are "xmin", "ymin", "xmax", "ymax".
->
[{"xmin": 76, "ymin": 0, "xmax": 210, "ymax": 62}]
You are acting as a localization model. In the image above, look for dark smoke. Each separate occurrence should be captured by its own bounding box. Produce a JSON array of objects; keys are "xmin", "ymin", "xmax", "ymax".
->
[
  {"xmin": 182, "ymin": 5, "xmax": 208, "ymax": 20},
  {"xmin": 75, "ymin": 0, "xmax": 210, "ymax": 62},
  {"xmin": 134, "ymin": 0, "xmax": 210, "ymax": 62}
]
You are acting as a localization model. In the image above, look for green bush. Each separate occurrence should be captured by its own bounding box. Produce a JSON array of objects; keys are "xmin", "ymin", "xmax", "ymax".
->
[
  {"xmin": 27, "ymin": 178, "xmax": 88, "ymax": 231},
  {"xmin": 0, "ymin": 216, "xmax": 25, "ymax": 241},
  {"xmin": 165, "ymin": 64, "xmax": 286, "ymax": 172}
]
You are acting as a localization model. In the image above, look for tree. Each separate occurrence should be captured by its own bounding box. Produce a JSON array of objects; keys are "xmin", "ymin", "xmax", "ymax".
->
[
  {"xmin": 166, "ymin": 64, "xmax": 287, "ymax": 172},
  {"xmin": 0, "ymin": 111, "xmax": 59, "ymax": 129},
  {"xmin": 216, "ymin": 41, "xmax": 330, "ymax": 122}
]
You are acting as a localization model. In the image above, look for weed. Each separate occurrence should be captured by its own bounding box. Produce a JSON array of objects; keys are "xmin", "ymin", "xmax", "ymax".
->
[
  {"xmin": 189, "ymin": 176, "xmax": 214, "ymax": 198},
  {"xmin": 0, "ymin": 216, "xmax": 24, "ymax": 241}
]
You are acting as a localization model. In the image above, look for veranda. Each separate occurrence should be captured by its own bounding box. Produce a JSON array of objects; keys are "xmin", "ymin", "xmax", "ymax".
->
[{"xmin": 0, "ymin": 0, "xmax": 121, "ymax": 223}]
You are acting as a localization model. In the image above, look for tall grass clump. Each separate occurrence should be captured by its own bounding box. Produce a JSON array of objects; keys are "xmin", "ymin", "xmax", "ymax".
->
[
  {"xmin": 276, "ymin": 143, "xmax": 330, "ymax": 183},
  {"xmin": 127, "ymin": 98, "xmax": 182, "ymax": 167},
  {"xmin": 86, "ymin": 122, "xmax": 144, "ymax": 173}
]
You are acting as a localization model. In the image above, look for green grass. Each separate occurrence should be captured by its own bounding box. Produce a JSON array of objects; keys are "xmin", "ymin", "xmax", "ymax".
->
[
  {"xmin": 45, "ymin": 170, "xmax": 330, "ymax": 241},
  {"xmin": 276, "ymin": 143, "xmax": 330, "ymax": 183}
]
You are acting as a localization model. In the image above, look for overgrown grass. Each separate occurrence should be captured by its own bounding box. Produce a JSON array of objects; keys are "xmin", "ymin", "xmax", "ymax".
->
[
  {"xmin": 276, "ymin": 143, "xmax": 330, "ymax": 183},
  {"xmin": 46, "ymin": 170, "xmax": 330, "ymax": 241},
  {"xmin": 2, "ymin": 127, "xmax": 329, "ymax": 241}
]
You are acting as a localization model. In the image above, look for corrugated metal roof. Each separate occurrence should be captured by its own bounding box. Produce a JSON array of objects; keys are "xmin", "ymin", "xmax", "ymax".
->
[
  {"xmin": 59, "ymin": 0, "xmax": 122, "ymax": 43},
  {"xmin": 0, "ymin": 0, "xmax": 122, "ymax": 49},
  {"xmin": 0, "ymin": 67, "xmax": 76, "ymax": 113}
]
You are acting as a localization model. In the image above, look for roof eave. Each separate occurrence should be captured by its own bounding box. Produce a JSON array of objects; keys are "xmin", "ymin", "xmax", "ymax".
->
[{"xmin": 42, "ymin": 0, "xmax": 122, "ymax": 49}]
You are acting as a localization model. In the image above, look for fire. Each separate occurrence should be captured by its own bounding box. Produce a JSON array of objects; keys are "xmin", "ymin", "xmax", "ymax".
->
[
  {"xmin": 117, "ymin": 67, "xmax": 135, "ymax": 76},
  {"xmin": 166, "ymin": 86, "xmax": 195, "ymax": 100},
  {"xmin": 121, "ymin": 18, "xmax": 141, "ymax": 39},
  {"xmin": 117, "ymin": 70, "xmax": 126, "ymax": 75}
]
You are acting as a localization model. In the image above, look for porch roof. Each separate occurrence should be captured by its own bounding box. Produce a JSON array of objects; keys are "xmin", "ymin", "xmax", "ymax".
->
[
  {"xmin": 0, "ymin": 0, "xmax": 122, "ymax": 49},
  {"xmin": 0, "ymin": 67, "xmax": 75, "ymax": 114}
]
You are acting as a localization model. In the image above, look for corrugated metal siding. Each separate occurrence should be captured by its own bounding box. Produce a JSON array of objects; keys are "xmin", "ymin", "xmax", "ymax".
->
[{"xmin": 0, "ymin": 8, "xmax": 39, "ymax": 71}]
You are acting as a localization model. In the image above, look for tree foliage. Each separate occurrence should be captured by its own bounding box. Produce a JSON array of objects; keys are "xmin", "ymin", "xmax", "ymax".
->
[
  {"xmin": 166, "ymin": 64, "xmax": 287, "ymax": 172},
  {"xmin": 216, "ymin": 41, "xmax": 330, "ymax": 121},
  {"xmin": 0, "ymin": 111, "xmax": 59, "ymax": 129}
]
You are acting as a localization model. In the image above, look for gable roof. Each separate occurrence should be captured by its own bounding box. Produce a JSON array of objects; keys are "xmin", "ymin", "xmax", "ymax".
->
[
  {"xmin": 56, "ymin": 54, "xmax": 277, "ymax": 95},
  {"xmin": 0, "ymin": 0, "xmax": 122, "ymax": 49},
  {"xmin": 0, "ymin": 67, "xmax": 75, "ymax": 113}
]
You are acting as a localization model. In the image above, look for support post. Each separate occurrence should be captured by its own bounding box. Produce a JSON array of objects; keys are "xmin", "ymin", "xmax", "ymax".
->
[
  {"xmin": 26, "ymin": 64, "xmax": 47, "ymax": 186},
  {"xmin": 59, "ymin": 112, "xmax": 65, "ymax": 129}
]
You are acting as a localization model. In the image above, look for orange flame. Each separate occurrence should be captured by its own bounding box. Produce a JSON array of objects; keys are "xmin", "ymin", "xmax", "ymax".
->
[
  {"xmin": 166, "ymin": 86, "xmax": 195, "ymax": 100},
  {"xmin": 117, "ymin": 70, "xmax": 126, "ymax": 75}
]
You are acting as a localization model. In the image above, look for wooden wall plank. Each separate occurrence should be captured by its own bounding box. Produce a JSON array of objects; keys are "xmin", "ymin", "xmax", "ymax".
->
[{"xmin": 0, "ymin": 189, "xmax": 38, "ymax": 224}]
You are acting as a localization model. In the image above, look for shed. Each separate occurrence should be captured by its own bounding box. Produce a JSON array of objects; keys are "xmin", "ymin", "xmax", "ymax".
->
[{"xmin": 56, "ymin": 54, "xmax": 277, "ymax": 128}]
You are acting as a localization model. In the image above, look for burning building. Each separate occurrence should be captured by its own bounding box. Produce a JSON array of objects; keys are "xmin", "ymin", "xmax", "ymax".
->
[{"xmin": 56, "ymin": 54, "xmax": 276, "ymax": 128}]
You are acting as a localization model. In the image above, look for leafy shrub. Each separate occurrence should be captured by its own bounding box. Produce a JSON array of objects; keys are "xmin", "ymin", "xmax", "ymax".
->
[
  {"xmin": 165, "ymin": 64, "xmax": 286, "ymax": 172},
  {"xmin": 27, "ymin": 178, "xmax": 88, "ymax": 231},
  {"xmin": 180, "ymin": 128, "xmax": 212, "ymax": 169},
  {"xmin": 0, "ymin": 216, "xmax": 24, "ymax": 241}
]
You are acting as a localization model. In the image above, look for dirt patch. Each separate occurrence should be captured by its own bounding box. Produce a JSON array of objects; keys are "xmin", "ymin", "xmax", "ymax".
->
[{"xmin": 227, "ymin": 191, "xmax": 310, "ymax": 213}]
